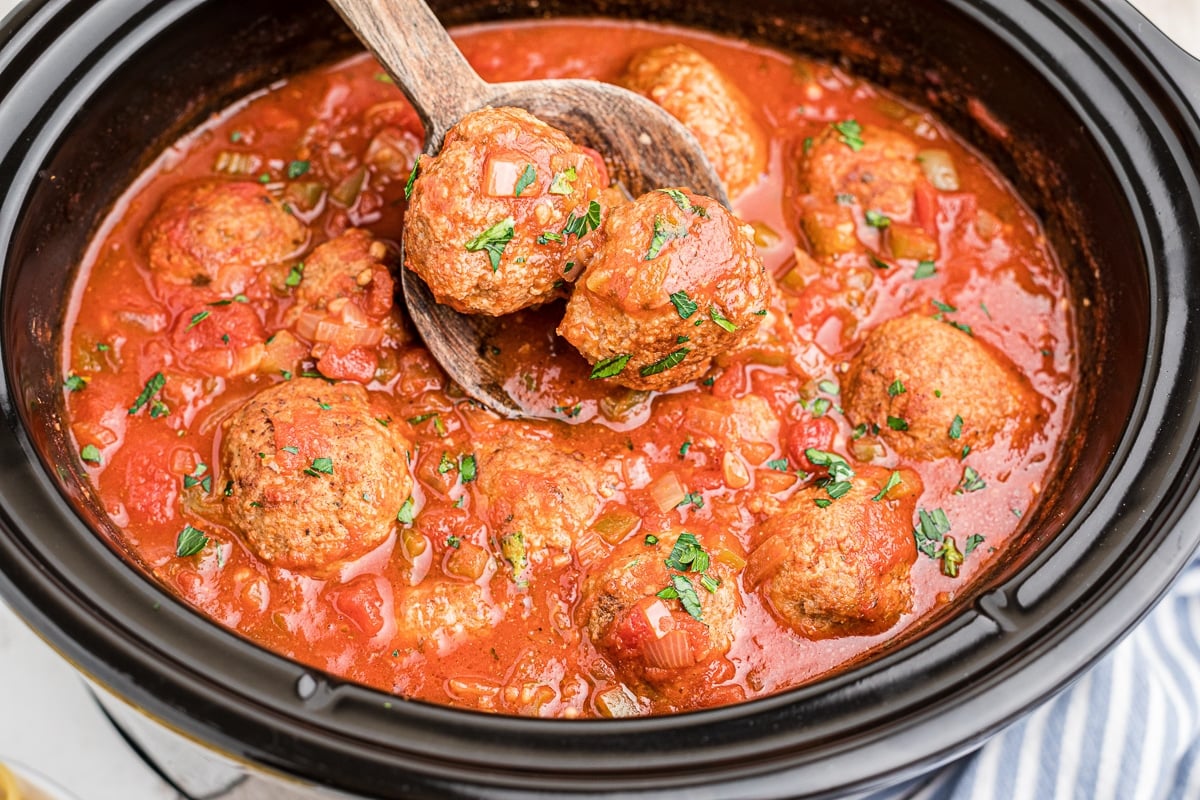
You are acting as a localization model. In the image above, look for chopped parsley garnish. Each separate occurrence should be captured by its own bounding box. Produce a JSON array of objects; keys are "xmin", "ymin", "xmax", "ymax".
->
[
  {"xmin": 537, "ymin": 231, "xmax": 564, "ymax": 245},
  {"xmin": 149, "ymin": 400, "xmax": 169, "ymax": 419},
  {"xmin": 80, "ymin": 444, "xmax": 102, "ymax": 465},
  {"xmin": 513, "ymin": 164, "xmax": 537, "ymax": 197},
  {"xmin": 96, "ymin": 343, "xmax": 110, "ymax": 352},
  {"xmin": 818, "ymin": 379, "xmax": 840, "ymax": 395},
  {"xmin": 679, "ymin": 440, "xmax": 692, "ymax": 457},
  {"xmin": 887, "ymin": 415, "xmax": 909, "ymax": 431},
  {"xmin": 664, "ymin": 532, "xmax": 708, "ymax": 572},
  {"xmin": 175, "ymin": 525, "xmax": 209, "ymax": 557},
  {"xmin": 766, "ymin": 458, "xmax": 789, "ymax": 471},
  {"xmin": 956, "ymin": 465, "xmax": 986, "ymax": 494},
  {"xmin": 914, "ymin": 260, "xmax": 937, "ymax": 280},
  {"xmin": 258, "ymin": 173, "xmax": 271, "ymax": 184},
  {"xmin": 128, "ymin": 372, "xmax": 166, "ymax": 416},
  {"xmin": 832, "ymin": 119, "xmax": 865, "ymax": 152},
  {"xmin": 562, "ymin": 200, "xmax": 602, "ymax": 239},
  {"xmin": 805, "ymin": 448, "xmax": 855, "ymax": 483},
  {"xmin": 932, "ymin": 299, "xmax": 957, "ymax": 314},
  {"xmin": 871, "ymin": 470, "xmax": 902, "ymax": 502},
  {"xmin": 644, "ymin": 534, "xmax": 659, "ymax": 546},
  {"xmin": 285, "ymin": 263, "xmax": 304, "ymax": 287},
  {"xmin": 964, "ymin": 534, "xmax": 985, "ymax": 554},
  {"xmin": 185, "ymin": 310, "xmax": 210, "ymax": 330},
  {"xmin": 948, "ymin": 414, "xmax": 964, "ymax": 439},
  {"xmin": 436, "ymin": 452, "xmax": 455, "ymax": 475},
  {"xmin": 639, "ymin": 348, "xmax": 689, "ymax": 377},
  {"xmin": 280, "ymin": 446, "xmax": 299, "ymax": 455},
  {"xmin": 645, "ymin": 215, "xmax": 688, "ymax": 260},
  {"xmin": 303, "ymin": 457, "xmax": 334, "ymax": 476},
  {"xmin": 802, "ymin": 136, "xmax": 814, "ymax": 154},
  {"xmin": 552, "ymin": 403, "xmax": 583, "ymax": 418},
  {"xmin": 182, "ymin": 463, "xmax": 212, "ymax": 493},
  {"xmin": 446, "ymin": 535, "xmax": 462, "ymax": 549},
  {"xmin": 500, "ymin": 531, "xmax": 529, "ymax": 587},
  {"xmin": 396, "ymin": 497, "xmax": 416, "ymax": 525},
  {"xmin": 658, "ymin": 188, "xmax": 707, "ymax": 216},
  {"xmin": 851, "ymin": 423, "xmax": 869, "ymax": 440},
  {"xmin": 404, "ymin": 160, "xmax": 420, "ymax": 200},
  {"xmin": 709, "ymin": 306, "xmax": 737, "ymax": 333},
  {"xmin": 824, "ymin": 480, "xmax": 852, "ymax": 499},
  {"xmin": 589, "ymin": 353, "xmax": 632, "ymax": 380},
  {"xmin": 460, "ymin": 453, "xmax": 477, "ymax": 482},
  {"xmin": 676, "ymin": 335, "xmax": 690, "ymax": 344},
  {"xmin": 657, "ymin": 574, "xmax": 703, "ymax": 620},
  {"xmin": 887, "ymin": 379, "xmax": 906, "ymax": 397},
  {"xmin": 809, "ymin": 397, "xmax": 831, "ymax": 417},
  {"xmin": 230, "ymin": 130, "xmax": 243, "ymax": 143},
  {"xmin": 677, "ymin": 492, "xmax": 704, "ymax": 509},
  {"xmin": 670, "ymin": 290, "xmax": 698, "ymax": 320},
  {"xmin": 814, "ymin": 498, "xmax": 832, "ymax": 508},
  {"xmin": 865, "ymin": 210, "xmax": 891, "ymax": 229},
  {"xmin": 465, "ymin": 217, "xmax": 516, "ymax": 272},
  {"xmin": 223, "ymin": 480, "xmax": 234, "ymax": 497},
  {"xmin": 64, "ymin": 374, "xmax": 86, "ymax": 392},
  {"xmin": 287, "ymin": 160, "xmax": 310, "ymax": 180},
  {"xmin": 870, "ymin": 255, "xmax": 892, "ymax": 270},
  {"xmin": 549, "ymin": 166, "xmax": 577, "ymax": 195},
  {"xmin": 914, "ymin": 507, "xmax": 952, "ymax": 558}
]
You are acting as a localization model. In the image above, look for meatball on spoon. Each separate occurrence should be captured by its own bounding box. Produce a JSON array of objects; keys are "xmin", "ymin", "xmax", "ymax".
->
[{"xmin": 329, "ymin": 0, "xmax": 728, "ymax": 418}]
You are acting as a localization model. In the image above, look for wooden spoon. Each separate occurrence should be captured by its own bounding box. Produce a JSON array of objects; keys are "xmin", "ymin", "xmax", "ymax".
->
[{"xmin": 329, "ymin": 0, "xmax": 728, "ymax": 418}]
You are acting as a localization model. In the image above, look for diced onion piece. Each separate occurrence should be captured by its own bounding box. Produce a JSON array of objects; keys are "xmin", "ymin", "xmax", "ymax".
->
[
  {"xmin": 642, "ymin": 629, "xmax": 696, "ymax": 670},
  {"xmin": 285, "ymin": 181, "xmax": 324, "ymax": 211},
  {"xmin": 331, "ymin": 167, "xmax": 367, "ymax": 207},
  {"xmin": 365, "ymin": 128, "xmax": 419, "ymax": 176},
  {"xmin": 749, "ymin": 220, "xmax": 781, "ymax": 248},
  {"xmin": 848, "ymin": 436, "xmax": 882, "ymax": 462},
  {"xmin": 888, "ymin": 223, "xmax": 939, "ymax": 261},
  {"xmin": 484, "ymin": 156, "xmax": 527, "ymax": 197},
  {"xmin": 595, "ymin": 685, "xmax": 643, "ymax": 719},
  {"xmin": 637, "ymin": 598, "xmax": 674, "ymax": 639},
  {"xmin": 649, "ymin": 471, "xmax": 687, "ymax": 514},
  {"xmin": 755, "ymin": 469, "xmax": 797, "ymax": 494},
  {"xmin": 714, "ymin": 548, "xmax": 747, "ymax": 570},
  {"xmin": 745, "ymin": 535, "xmax": 789, "ymax": 590},
  {"xmin": 722, "ymin": 451, "xmax": 751, "ymax": 489},
  {"xmin": 573, "ymin": 530, "xmax": 609, "ymax": 569},
  {"xmin": 599, "ymin": 389, "xmax": 650, "ymax": 422},
  {"xmin": 590, "ymin": 510, "xmax": 641, "ymax": 544},
  {"xmin": 295, "ymin": 308, "xmax": 385, "ymax": 348},
  {"xmin": 170, "ymin": 448, "xmax": 200, "ymax": 476},
  {"xmin": 917, "ymin": 148, "xmax": 960, "ymax": 192},
  {"xmin": 214, "ymin": 150, "xmax": 258, "ymax": 175}
]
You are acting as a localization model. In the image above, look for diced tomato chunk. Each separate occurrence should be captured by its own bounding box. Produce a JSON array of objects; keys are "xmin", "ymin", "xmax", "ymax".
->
[
  {"xmin": 316, "ymin": 345, "xmax": 377, "ymax": 383},
  {"xmin": 327, "ymin": 575, "xmax": 385, "ymax": 636},
  {"xmin": 786, "ymin": 416, "xmax": 838, "ymax": 471}
]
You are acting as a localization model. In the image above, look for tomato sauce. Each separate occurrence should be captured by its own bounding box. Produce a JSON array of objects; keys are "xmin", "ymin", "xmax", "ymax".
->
[{"xmin": 62, "ymin": 20, "xmax": 1075, "ymax": 717}]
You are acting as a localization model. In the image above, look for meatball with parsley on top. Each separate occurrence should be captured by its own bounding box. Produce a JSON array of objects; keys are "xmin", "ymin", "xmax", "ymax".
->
[
  {"xmin": 559, "ymin": 187, "xmax": 770, "ymax": 392},
  {"xmin": 403, "ymin": 106, "xmax": 609, "ymax": 316},
  {"xmin": 221, "ymin": 378, "xmax": 413, "ymax": 573}
]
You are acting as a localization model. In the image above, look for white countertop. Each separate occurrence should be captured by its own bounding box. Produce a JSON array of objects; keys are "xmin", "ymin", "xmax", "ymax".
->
[{"xmin": 0, "ymin": 1, "xmax": 1196, "ymax": 798}]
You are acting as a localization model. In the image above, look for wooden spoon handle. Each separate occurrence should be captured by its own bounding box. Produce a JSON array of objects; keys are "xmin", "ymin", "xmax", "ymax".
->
[{"xmin": 328, "ymin": 0, "xmax": 494, "ymax": 149}]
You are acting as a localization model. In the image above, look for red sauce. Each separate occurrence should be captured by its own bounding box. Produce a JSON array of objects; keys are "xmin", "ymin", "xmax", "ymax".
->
[{"xmin": 62, "ymin": 20, "xmax": 1075, "ymax": 717}]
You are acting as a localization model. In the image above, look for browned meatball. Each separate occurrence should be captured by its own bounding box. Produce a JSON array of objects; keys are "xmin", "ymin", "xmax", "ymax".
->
[
  {"xmin": 559, "ymin": 189, "xmax": 770, "ymax": 391},
  {"xmin": 578, "ymin": 529, "xmax": 740, "ymax": 702},
  {"xmin": 474, "ymin": 426, "xmax": 613, "ymax": 573},
  {"xmin": 141, "ymin": 180, "xmax": 308, "ymax": 293},
  {"xmin": 799, "ymin": 123, "xmax": 923, "ymax": 259},
  {"xmin": 287, "ymin": 229, "xmax": 398, "ymax": 384},
  {"xmin": 221, "ymin": 378, "xmax": 413, "ymax": 572},
  {"xmin": 403, "ymin": 106, "xmax": 608, "ymax": 315},
  {"xmin": 622, "ymin": 44, "xmax": 767, "ymax": 198},
  {"xmin": 747, "ymin": 465, "xmax": 921, "ymax": 639},
  {"xmin": 292, "ymin": 228, "xmax": 395, "ymax": 316},
  {"xmin": 843, "ymin": 313, "xmax": 1039, "ymax": 460}
]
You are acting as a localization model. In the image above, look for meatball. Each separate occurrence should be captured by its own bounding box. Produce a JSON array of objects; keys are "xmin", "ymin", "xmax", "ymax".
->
[
  {"xmin": 622, "ymin": 44, "xmax": 767, "ymax": 198},
  {"xmin": 843, "ymin": 313, "xmax": 1039, "ymax": 460},
  {"xmin": 578, "ymin": 529, "xmax": 740, "ymax": 702},
  {"xmin": 747, "ymin": 465, "xmax": 921, "ymax": 639},
  {"xmin": 559, "ymin": 189, "xmax": 770, "ymax": 391},
  {"xmin": 799, "ymin": 123, "xmax": 923, "ymax": 259},
  {"xmin": 221, "ymin": 378, "xmax": 413, "ymax": 572},
  {"xmin": 403, "ymin": 106, "xmax": 608, "ymax": 316},
  {"xmin": 292, "ymin": 228, "xmax": 395, "ymax": 317},
  {"xmin": 288, "ymin": 229, "xmax": 398, "ymax": 383},
  {"xmin": 474, "ymin": 426, "xmax": 611, "ymax": 573},
  {"xmin": 141, "ymin": 180, "xmax": 308, "ymax": 293}
]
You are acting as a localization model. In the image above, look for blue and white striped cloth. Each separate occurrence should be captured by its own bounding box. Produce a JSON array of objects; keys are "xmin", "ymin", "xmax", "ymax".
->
[{"xmin": 866, "ymin": 553, "xmax": 1200, "ymax": 800}]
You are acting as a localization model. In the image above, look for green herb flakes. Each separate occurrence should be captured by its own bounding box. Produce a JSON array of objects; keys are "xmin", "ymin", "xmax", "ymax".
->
[
  {"xmin": 404, "ymin": 160, "xmax": 420, "ymax": 200},
  {"xmin": 460, "ymin": 453, "xmax": 478, "ymax": 482},
  {"xmin": 396, "ymin": 497, "xmax": 416, "ymax": 525},
  {"xmin": 590, "ymin": 353, "xmax": 632, "ymax": 380},
  {"xmin": 640, "ymin": 348, "xmax": 689, "ymax": 377},
  {"xmin": 513, "ymin": 163, "xmax": 537, "ymax": 197},
  {"xmin": 886, "ymin": 415, "xmax": 909, "ymax": 431},
  {"xmin": 670, "ymin": 290, "xmax": 698, "ymax": 320},
  {"xmin": 80, "ymin": 444, "xmax": 102, "ymax": 465},
  {"xmin": 562, "ymin": 200, "xmax": 601, "ymax": 239},
  {"xmin": 956, "ymin": 465, "xmax": 986, "ymax": 493},
  {"xmin": 887, "ymin": 379, "xmax": 906, "ymax": 397},
  {"xmin": 914, "ymin": 260, "xmax": 937, "ymax": 280},
  {"xmin": 865, "ymin": 210, "xmax": 891, "ymax": 229},
  {"xmin": 709, "ymin": 306, "xmax": 737, "ymax": 333},
  {"xmin": 285, "ymin": 263, "xmax": 304, "ymax": 287},
  {"xmin": 646, "ymin": 215, "xmax": 688, "ymax": 260},
  {"xmin": 465, "ymin": 217, "xmax": 516, "ymax": 272},
  {"xmin": 304, "ymin": 457, "xmax": 334, "ymax": 477},
  {"xmin": 287, "ymin": 160, "xmax": 310, "ymax": 180},
  {"xmin": 175, "ymin": 525, "xmax": 209, "ymax": 557},
  {"xmin": 549, "ymin": 166, "xmax": 577, "ymax": 195},
  {"xmin": 128, "ymin": 372, "xmax": 166, "ymax": 416},
  {"xmin": 64, "ymin": 374, "xmax": 86, "ymax": 392},
  {"xmin": 832, "ymin": 119, "xmax": 865, "ymax": 151},
  {"xmin": 948, "ymin": 414, "xmax": 964, "ymax": 440}
]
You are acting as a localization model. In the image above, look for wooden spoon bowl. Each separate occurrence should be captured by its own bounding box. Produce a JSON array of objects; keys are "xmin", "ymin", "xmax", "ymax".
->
[{"xmin": 329, "ymin": 0, "xmax": 728, "ymax": 417}]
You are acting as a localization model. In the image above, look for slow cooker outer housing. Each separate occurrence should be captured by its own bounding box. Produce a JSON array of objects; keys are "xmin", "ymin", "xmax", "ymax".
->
[{"xmin": 1, "ymin": 0, "xmax": 1199, "ymax": 797}]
